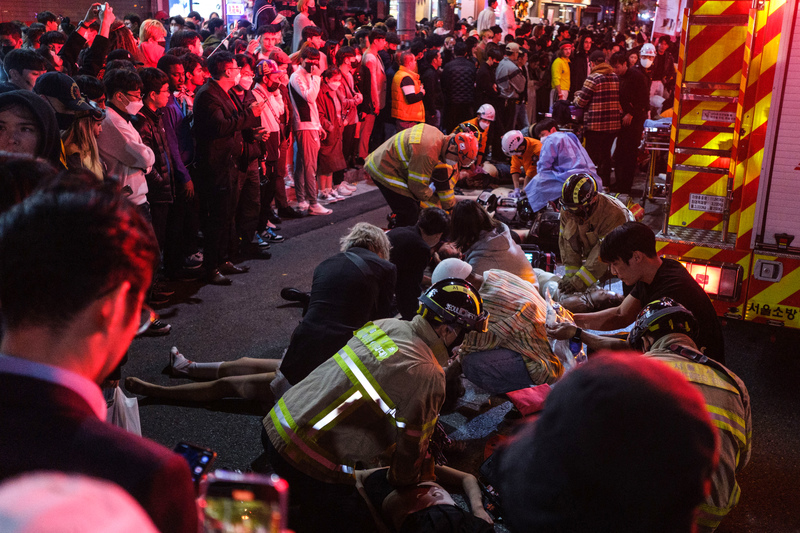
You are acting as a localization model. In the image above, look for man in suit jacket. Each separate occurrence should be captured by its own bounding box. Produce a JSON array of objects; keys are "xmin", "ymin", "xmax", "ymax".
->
[
  {"xmin": 0, "ymin": 182, "xmax": 198, "ymax": 533},
  {"xmin": 193, "ymin": 50, "xmax": 263, "ymax": 285}
]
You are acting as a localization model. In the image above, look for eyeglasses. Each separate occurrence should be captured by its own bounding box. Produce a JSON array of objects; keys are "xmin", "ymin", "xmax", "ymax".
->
[
  {"xmin": 125, "ymin": 92, "xmax": 142, "ymax": 101},
  {"xmin": 137, "ymin": 303, "xmax": 157, "ymax": 336}
]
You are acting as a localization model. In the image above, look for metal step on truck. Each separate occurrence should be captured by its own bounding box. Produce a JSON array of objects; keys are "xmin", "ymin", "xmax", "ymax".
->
[{"xmin": 646, "ymin": 0, "xmax": 800, "ymax": 329}]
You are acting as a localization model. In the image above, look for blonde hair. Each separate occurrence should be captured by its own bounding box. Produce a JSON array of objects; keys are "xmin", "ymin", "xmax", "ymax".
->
[
  {"xmin": 340, "ymin": 222, "xmax": 391, "ymax": 260},
  {"xmin": 296, "ymin": 0, "xmax": 310, "ymax": 13},
  {"xmin": 139, "ymin": 19, "xmax": 166, "ymax": 42},
  {"xmin": 62, "ymin": 114, "xmax": 102, "ymax": 179}
]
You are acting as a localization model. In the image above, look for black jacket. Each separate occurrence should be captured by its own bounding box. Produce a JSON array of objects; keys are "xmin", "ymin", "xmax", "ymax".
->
[
  {"xmin": 441, "ymin": 56, "xmax": 477, "ymax": 105},
  {"xmin": 569, "ymin": 52, "xmax": 590, "ymax": 96},
  {"xmin": 476, "ymin": 61, "xmax": 500, "ymax": 107},
  {"xmin": 619, "ymin": 65, "xmax": 650, "ymax": 124},
  {"xmin": 192, "ymin": 79, "xmax": 260, "ymax": 186},
  {"xmin": 419, "ymin": 64, "xmax": 444, "ymax": 115},
  {"xmin": 135, "ymin": 106, "xmax": 174, "ymax": 204}
]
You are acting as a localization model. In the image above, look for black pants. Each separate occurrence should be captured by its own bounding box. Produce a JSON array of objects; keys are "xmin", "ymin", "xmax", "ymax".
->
[
  {"xmin": 232, "ymin": 160, "xmax": 261, "ymax": 255},
  {"xmin": 612, "ymin": 121, "xmax": 644, "ymax": 194},
  {"xmin": 443, "ymin": 102, "xmax": 474, "ymax": 133},
  {"xmin": 262, "ymin": 430, "xmax": 373, "ymax": 533},
  {"xmin": 584, "ymin": 129, "xmax": 618, "ymax": 186},
  {"xmin": 259, "ymin": 159, "xmax": 279, "ymax": 232},
  {"xmin": 197, "ymin": 171, "xmax": 233, "ymax": 271},
  {"xmin": 374, "ymin": 180, "xmax": 420, "ymax": 227}
]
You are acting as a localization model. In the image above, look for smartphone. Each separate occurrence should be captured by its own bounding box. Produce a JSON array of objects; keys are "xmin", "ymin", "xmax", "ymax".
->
[
  {"xmin": 173, "ymin": 441, "xmax": 217, "ymax": 484},
  {"xmin": 201, "ymin": 470, "xmax": 289, "ymax": 533}
]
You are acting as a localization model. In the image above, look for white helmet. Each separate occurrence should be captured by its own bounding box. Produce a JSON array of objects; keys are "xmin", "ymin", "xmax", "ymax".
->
[
  {"xmin": 501, "ymin": 130, "xmax": 525, "ymax": 157},
  {"xmin": 477, "ymin": 103, "xmax": 496, "ymax": 122},
  {"xmin": 640, "ymin": 43, "xmax": 656, "ymax": 57}
]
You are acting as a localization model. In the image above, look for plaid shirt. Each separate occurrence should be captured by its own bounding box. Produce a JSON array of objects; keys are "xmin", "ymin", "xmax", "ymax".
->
[{"xmin": 573, "ymin": 63, "xmax": 621, "ymax": 132}]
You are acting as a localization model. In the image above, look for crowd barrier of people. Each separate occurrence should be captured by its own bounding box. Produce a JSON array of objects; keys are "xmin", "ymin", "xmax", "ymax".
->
[{"xmin": 0, "ymin": 3, "xmax": 749, "ymax": 533}]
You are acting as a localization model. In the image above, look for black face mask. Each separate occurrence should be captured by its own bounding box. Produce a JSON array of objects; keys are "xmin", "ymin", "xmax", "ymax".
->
[
  {"xmin": 1, "ymin": 45, "xmax": 15, "ymax": 57},
  {"xmin": 267, "ymin": 81, "xmax": 280, "ymax": 92},
  {"xmin": 307, "ymin": 6, "xmax": 316, "ymax": 16}
]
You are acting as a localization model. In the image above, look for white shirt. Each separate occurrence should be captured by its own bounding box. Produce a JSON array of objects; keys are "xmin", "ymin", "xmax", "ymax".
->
[
  {"xmin": 477, "ymin": 7, "xmax": 496, "ymax": 34},
  {"xmin": 97, "ymin": 106, "xmax": 155, "ymax": 205}
]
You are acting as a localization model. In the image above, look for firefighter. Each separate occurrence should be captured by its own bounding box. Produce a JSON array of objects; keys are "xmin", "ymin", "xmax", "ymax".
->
[
  {"xmin": 501, "ymin": 129, "xmax": 542, "ymax": 198},
  {"xmin": 452, "ymin": 104, "xmax": 498, "ymax": 188},
  {"xmin": 262, "ymin": 278, "xmax": 488, "ymax": 533},
  {"xmin": 547, "ymin": 298, "xmax": 751, "ymax": 533},
  {"xmin": 558, "ymin": 173, "xmax": 632, "ymax": 294},
  {"xmin": 365, "ymin": 124, "xmax": 479, "ymax": 227}
]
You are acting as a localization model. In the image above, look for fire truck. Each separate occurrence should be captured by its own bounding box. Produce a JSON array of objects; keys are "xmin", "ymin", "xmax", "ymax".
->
[{"xmin": 652, "ymin": 0, "xmax": 800, "ymax": 329}]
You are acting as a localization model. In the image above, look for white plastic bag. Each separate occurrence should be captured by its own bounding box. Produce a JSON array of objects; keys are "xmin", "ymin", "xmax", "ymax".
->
[
  {"xmin": 545, "ymin": 289, "xmax": 587, "ymax": 373},
  {"xmin": 107, "ymin": 386, "xmax": 142, "ymax": 436}
]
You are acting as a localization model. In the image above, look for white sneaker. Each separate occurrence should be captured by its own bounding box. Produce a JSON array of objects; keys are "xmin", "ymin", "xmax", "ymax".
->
[
  {"xmin": 317, "ymin": 191, "xmax": 333, "ymax": 203},
  {"xmin": 297, "ymin": 201, "xmax": 310, "ymax": 212},
  {"xmin": 284, "ymin": 177, "xmax": 295, "ymax": 188},
  {"xmin": 329, "ymin": 189, "xmax": 344, "ymax": 202},
  {"xmin": 336, "ymin": 183, "xmax": 354, "ymax": 196},
  {"xmin": 344, "ymin": 182, "xmax": 358, "ymax": 192},
  {"xmin": 308, "ymin": 203, "xmax": 332, "ymax": 216}
]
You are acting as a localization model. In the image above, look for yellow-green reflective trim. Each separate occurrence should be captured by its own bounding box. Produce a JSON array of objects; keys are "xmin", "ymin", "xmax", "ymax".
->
[
  {"xmin": 661, "ymin": 361, "xmax": 740, "ymax": 395},
  {"xmin": 355, "ymin": 323, "xmax": 399, "ymax": 361}
]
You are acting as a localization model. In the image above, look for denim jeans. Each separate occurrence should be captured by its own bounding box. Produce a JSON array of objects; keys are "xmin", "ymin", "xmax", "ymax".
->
[{"xmin": 461, "ymin": 347, "xmax": 535, "ymax": 395}]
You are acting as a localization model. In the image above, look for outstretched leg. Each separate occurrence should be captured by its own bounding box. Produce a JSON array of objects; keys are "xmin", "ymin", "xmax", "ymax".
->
[
  {"xmin": 170, "ymin": 346, "xmax": 280, "ymax": 380},
  {"xmin": 125, "ymin": 373, "xmax": 276, "ymax": 403}
]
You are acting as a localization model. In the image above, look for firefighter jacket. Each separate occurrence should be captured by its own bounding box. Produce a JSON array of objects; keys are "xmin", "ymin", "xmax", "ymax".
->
[
  {"xmin": 263, "ymin": 315, "xmax": 449, "ymax": 486},
  {"xmin": 559, "ymin": 193, "xmax": 632, "ymax": 289},
  {"xmin": 646, "ymin": 333, "xmax": 752, "ymax": 532},
  {"xmin": 365, "ymin": 124, "xmax": 456, "ymax": 209},
  {"xmin": 510, "ymin": 137, "xmax": 542, "ymax": 179},
  {"xmin": 391, "ymin": 65, "xmax": 426, "ymax": 123}
]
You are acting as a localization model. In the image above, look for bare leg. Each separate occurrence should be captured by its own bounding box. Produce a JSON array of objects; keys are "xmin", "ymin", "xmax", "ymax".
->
[
  {"xmin": 218, "ymin": 357, "xmax": 280, "ymax": 377},
  {"xmin": 171, "ymin": 346, "xmax": 279, "ymax": 380},
  {"xmin": 125, "ymin": 373, "xmax": 276, "ymax": 403}
]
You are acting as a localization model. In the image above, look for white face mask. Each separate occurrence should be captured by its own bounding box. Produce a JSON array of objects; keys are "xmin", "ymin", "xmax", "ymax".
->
[
  {"xmin": 328, "ymin": 81, "xmax": 341, "ymax": 91},
  {"xmin": 124, "ymin": 95, "xmax": 144, "ymax": 115},
  {"xmin": 640, "ymin": 57, "xmax": 654, "ymax": 68},
  {"xmin": 234, "ymin": 72, "xmax": 242, "ymax": 85},
  {"xmin": 239, "ymin": 76, "xmax": 254, "ymax": 90},
  {"xmin": 478, "ymin": 120, "xmax": 491, "ymax": 131}
]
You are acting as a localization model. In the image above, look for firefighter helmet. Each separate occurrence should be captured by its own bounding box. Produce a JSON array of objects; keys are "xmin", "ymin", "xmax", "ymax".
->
[
  {"xmin": 454, "ymin": 121, "xmax": 481, "ymax": 136},
  {"xmin": 640, "ymin": 43, "xmax": 656, "ymax": 57},
  {"xmin": 628, "ymin": 298, "xmax": 698, "ymax": 351},
  {"xmin": 450, "ymin": 132, "xmax": 479, "ymax": 168},
  {"xmin": 501, "ymin": 130, "xmax": 525, "ymax": 157},
  {"xmin": 477, "ymin": 103, "xmax": 496, "ymax": 122},
  {"xmin": 560, "ymin": 173, "xmax": 598, "ymax": 216},
  {"xmin": 418, "ymin": 278, "xmax": 489, "ymax": 332}
]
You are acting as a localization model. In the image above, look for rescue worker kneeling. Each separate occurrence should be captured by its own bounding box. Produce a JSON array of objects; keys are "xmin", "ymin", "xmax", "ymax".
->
[
  {"xmin": 558, "ymin": 173, "xmax": 632, "ymax": 294},
  {"xmin": 262, "ymin": 278, "xmax": 488, "ymax": 533}
]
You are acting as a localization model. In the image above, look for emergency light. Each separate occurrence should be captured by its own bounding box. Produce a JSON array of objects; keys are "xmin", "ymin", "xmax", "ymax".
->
[{"xmin": 665, "ymin": 256, "xmax": 743, "ymax": 301}]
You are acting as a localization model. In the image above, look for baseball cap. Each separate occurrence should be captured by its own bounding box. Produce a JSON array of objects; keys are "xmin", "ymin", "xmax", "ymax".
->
[
  {"xmin": 33, "ymin": 72, "xmax": 97, "ymax": 115},
  {"xmin": 255, "ymin": 59, "xmax": 280, "ymax": 81},
  {"xmin": 505, "ymin": 42, "xmax": 520, "ymax": 54},
  {"xmin": 431, "ymin": 258, "xmax": 473, "ymax": 285},
  {"xmin": 589, "ymin": 50, "xmax": 606, "ymax": 63},
  {"xmin": 154, "ymin": 10, "xmax": 169, "ymax": 20},
  {"xmin": 268, "ymin": 48, "xmax": 291, "ymax": 65}
]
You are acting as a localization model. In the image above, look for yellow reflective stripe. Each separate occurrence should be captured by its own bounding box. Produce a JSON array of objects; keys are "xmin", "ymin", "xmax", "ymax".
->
[
  {"xmin": 311, "ymin": 389, "xmax": 363, "ymax": 431},
  {"xmin": 408, "ymin": 124, "xmax": 424, "ymax": 144},
  {"xmin": 408, "ymin": 172, "xmax": 428, "ymax": 184},
  {"xmin": 395, "ymin": 130, "xmax": 410, "ymax": 163},
  {"xmin": 576, "ymin": 266, "xmax": 597, "ymax": 286},
  {"xmin": 354, "ymin": 323, "xmax": 399, "ymax": 361},
  {"xmin": 660, "ymin": 361, "xmax": 740, "ymax": 395},
  {"xmin": 271, "ymin": 399, "xmax": 353, "ymax": 474},
  {"xmin": 366, "ymin": 162, "xmax": 410, "ymax": 190},
  {"xmin": 438, "ymin": 190, "xmax": 454, "ymax": 201},
  {"xmin": 564, "ymin": 265, "xmax": 579, "ymax": 275},
  {"xmin": 697, "ymin": 482, "xmax": 740, "ymax": 526},
  {"xmin": 706, "ymin": 405, "xmax": 748, "ymax": 445},
  {"xmin": 335, "ymin": 347, "xmax": 402, "ymax": 427}
]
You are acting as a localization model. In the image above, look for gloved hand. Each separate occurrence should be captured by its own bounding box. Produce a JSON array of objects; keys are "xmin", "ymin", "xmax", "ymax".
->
[
  {"xmin": 558, "ymin": 275, "xmax": 586, "ymax": 294},
  {"xmin": 474, "ymin": 164, "xmax": 485, "ymax": 174}
]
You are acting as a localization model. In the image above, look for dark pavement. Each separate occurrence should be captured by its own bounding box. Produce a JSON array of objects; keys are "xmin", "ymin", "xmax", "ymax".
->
[{"xmin": 125, "ymin": 188, "xmax": 800, "ymax": 532}]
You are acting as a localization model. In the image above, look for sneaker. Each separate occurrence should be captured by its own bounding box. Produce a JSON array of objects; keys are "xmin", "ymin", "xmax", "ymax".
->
[
  {"xmin": 260, "ymin": 227, "xmax": 285, "ymax": 243},
  {"xmin": 342, "ymin": 181, "xmax": 358, "ymax": 193},
  {"xmin": 308, "ymin": 203, "xmax": 332, "ymax": 216},
  {"xmin": 297, "ymin": 201, "xmax": 310, "ymax": 213},
  {"xmin": 284, "ymin": 177, "xmax": 295, "ymax": 188},
  {"xmin": 185, "ymin": 252, "xmax": 203, "ymax": 267},
  {"xmin": 328, "ymin": 189, "xmax": 344, "ymax": 202},
  {"xmin": 336, "ymin": 183, "xmax": 354, "ymax": 196},
  {"xmin": 253, "ymin": 233, "xmax": 271, "ymax": 248},
  {"xmin": 141, "ymin": 318, "xmax": 172, "ymax": 337}
]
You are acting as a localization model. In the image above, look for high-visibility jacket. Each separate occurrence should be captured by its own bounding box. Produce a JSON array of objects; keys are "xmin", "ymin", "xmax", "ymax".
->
[
  {"xmin": 391, "ymin": 66, "xmax": 425, "ymax": 123},
  {"xmin": 647, "ymin": 333, "xmax": 752, "ymax": 532},
  {"xmin": 551, "ymin": 56, "xmax": 570, "ymax": 92},
  {"xmin": 263, "ymin": 315, "xmax": 449, "ymax": 486},
  {"xmin": 365, "ymin": 124, "xmax": 457, "ymax": 210},
  {"xmin": 510, "ymin": 137, "xmax": 542, "ymax": 179},
  {"xmin": 559, "ymin": 193, "xmax": 632, "ymax": 289},
  {"xmin": 453, "ymin": 117, "xmax": 489, "ymax": 165}
]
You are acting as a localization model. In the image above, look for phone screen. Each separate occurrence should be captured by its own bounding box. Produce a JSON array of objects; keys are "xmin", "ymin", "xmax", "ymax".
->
[
  {"xmin": 202, "ymin": 471, "xmax": 288, "ymax": 533},
  {"xmin": 173, "ymin": 441, "xmax": 217, "ymax": 483}
]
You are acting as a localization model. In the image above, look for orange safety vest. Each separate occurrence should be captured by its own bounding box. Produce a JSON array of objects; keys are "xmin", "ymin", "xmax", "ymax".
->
[{"xmin": 391, "ymin": 66, "xmax": 425, "ymax": 123}]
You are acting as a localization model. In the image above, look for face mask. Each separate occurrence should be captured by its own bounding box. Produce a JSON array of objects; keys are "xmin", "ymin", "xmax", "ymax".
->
[
  {"xmin": 478, "ymin": 120, "xmax": 491, "ymax": 131},
  {"xmin": 239, "ymin": 76, "xmax": 253, "ymax": 90},
  {"xmin": 124, "ymin": 95, "xmax": 144, "ymax": 115},
  {"xmin": 328, "ymin": 81, "xmax": 341, "ymax": 91},
  {"xmin": 308, "ymin": 6, "xmax": 316, "ymax": 16},
  {"xmin": 640, "ymin": 57, "xmax": 653, "ymax": 68},
  {"xmin": 267, "ymin": 81, "xmax": 280, "ymax": 92},
  {"xmin": 234, "ymin": 72, "xmax": 242, "ymax": 85}
]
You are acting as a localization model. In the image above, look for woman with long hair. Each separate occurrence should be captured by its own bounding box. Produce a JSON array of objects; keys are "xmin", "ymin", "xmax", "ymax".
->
[
  {"xmin": 449, "ymin": 200, "xmax": 536, "ymax": 284},
  {"xmin": 138, "ymin": 19, "xmax": 167, "ymax": 68},
  {"xmin": 108, "ymin": 20, "xmax": 145, "ymax": 64},
  {"xmin": 62, "ymin": 107, "xmax": 106, "ymax": 179}
]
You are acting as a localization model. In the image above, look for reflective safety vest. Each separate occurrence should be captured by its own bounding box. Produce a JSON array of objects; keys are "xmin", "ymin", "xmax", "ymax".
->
[
  {"xmin": 391, "ymin": 66, "xmax": 425, "ymax": 123},
  {"xmin": 264, "ymin": 315, "xmax": 449, "ymax": 485},
  {"xmin": 648, "ymin": 333, "xmax": 752, "ymax": 532}
]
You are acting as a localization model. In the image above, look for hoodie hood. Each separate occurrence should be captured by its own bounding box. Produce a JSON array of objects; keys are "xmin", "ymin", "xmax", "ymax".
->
[
  {"xmin": 0, "ymin": 90, "xmax": 62, "ymax": 165},
  {"xmin": 590, "ymin": 62, "xmax": 614, "ymax": 75}
]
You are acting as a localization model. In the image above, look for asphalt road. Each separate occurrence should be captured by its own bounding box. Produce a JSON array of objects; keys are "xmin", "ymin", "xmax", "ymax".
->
[{"xmin": 124, "ymin": 187, "xmax": 800, "ymax": 532}]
